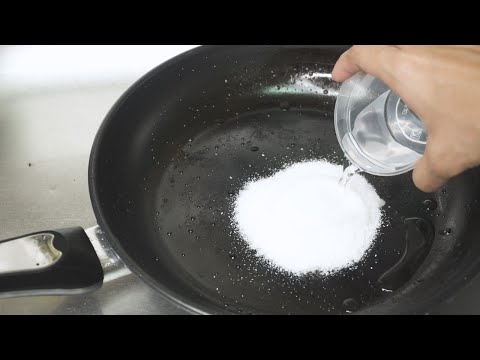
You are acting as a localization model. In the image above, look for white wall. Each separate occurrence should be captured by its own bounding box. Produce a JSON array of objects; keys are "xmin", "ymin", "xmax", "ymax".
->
[{"xmin": 0, "ymin": 45, "xmax": 200, "ymax": 98}]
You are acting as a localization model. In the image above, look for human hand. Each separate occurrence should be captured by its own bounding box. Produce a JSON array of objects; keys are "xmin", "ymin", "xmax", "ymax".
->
[{"xmin": 332, "ymin": 45, "xmax": 480, "ymax": 193}]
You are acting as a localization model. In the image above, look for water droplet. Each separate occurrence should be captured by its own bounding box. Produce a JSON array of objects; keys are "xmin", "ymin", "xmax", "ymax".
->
[
  {"xmin": 323, "ymin": 89, "xmax": 328, "ymax": 95},
  {"xmin": 280, "ymin": 101, "xmax": 290, "ymax": 111},
  {"xmin": 422, "ymin": 199, "xmax": 437, "ymax": 211},
  {"xmin": 342, "ymin": 298, "xmax": 359, "ymax": 312},
  {"xmin": 181, "ymin": 253, "xmax": 186, "ymax": 257},
  {"xmin": 188, "ymin": 229, "xmax": 194, "ymax": 234},
  {"xmin": 250, "ymin": 146, "xmax": 259, "ymax": 152},
  {"xmin": 211, "ymin": 222, "xmax": 216, "ymax": 227},
  {"xmin": 442, "ymin": 188, "xmax": 447, "ymax": 194},
  {"xmin": 439, "ymin": 228, "xmax": 453, "ymax": 236},
  {"xmin": 167, "ymin": 232, "xmax": 173, "ymax": 236},
  {"xmin": 195, "ymin": 236, "xmax": 200, "ymax": 240},
  {"xmin": 229, "ymin": 254, "xmax": 237, "ymax": 260}
]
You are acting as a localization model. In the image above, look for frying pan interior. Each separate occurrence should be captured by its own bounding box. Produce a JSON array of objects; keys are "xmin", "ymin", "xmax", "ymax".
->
[{"xmin": 90, "ymin": 45, "xmax": 480, "ymax": 314}]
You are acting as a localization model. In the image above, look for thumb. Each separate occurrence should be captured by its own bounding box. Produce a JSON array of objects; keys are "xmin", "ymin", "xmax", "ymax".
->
[{"xmin": 412, "ymin": 146, "xmax": 449, "ymax": 193}]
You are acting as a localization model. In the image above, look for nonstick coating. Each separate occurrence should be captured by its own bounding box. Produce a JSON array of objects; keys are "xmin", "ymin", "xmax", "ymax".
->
[{"xmin": 90, "ymin": 45, "xmax": 480, "ymax": 314}]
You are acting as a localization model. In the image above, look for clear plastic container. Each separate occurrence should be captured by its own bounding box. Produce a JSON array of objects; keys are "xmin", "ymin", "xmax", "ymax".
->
[{"xmin": 334, "ymin": 72, "xmax": 427, "ymax": 176}]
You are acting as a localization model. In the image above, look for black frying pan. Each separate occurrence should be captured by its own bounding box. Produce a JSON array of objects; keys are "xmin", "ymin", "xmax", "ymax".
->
[{"xmin": 1, "ymin": 45, "xmax": 480, "ymax": 314}]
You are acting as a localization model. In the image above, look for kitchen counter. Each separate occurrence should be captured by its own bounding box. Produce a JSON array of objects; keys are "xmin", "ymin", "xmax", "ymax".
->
[
  {"xmin": 0, "ymin": 45, "xmax": 479, "ymax": 314},
  {"xmin": 0, "ymin": 46, "xmax": 196, "ymax": 314}
]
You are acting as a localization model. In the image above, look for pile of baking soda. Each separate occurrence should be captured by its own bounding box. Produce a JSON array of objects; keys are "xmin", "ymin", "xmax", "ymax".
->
[{"xmin": 232, "ymin": 160, "xmax": 385, "ymax": 275}]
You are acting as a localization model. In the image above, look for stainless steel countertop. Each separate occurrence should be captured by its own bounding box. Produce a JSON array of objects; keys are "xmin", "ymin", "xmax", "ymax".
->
[
  {"xmin": 2, "ymin": 45, "xmax": 480, "ymax": 315},
  {"xmin": 0, "ymin": 46, "xmax": 196, "ymax": 314}
]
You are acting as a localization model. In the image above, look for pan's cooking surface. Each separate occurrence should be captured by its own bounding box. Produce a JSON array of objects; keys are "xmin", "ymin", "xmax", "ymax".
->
[
  {"xmin": 91, "ymin": 45, "xmax": 480, "ymax": 314},
  {"xmin": 143, "ymin": 108, "xmax": 440, "ymax": 314}
]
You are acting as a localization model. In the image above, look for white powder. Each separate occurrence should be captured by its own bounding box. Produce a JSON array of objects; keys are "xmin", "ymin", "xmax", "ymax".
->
[{"xmin": 233, "ymin": 160, "xmax": 385, "ymax": 275}]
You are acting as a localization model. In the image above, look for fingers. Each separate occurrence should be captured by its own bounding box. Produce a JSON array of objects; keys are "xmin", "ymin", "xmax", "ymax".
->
[
  {"xmin": 412, "ymin": 145, "xmax": 449, "ymax": 193},
  {"xmin": 333, "ymin": 46, "xmax": 451, "ymax": 193},
  {"xmin": 331, "ymin": 49, "xmax": 362, "ymax": 82},
  {"xmin": 332, "ymin": 45, "xmax": 401, "ymax": 84}
]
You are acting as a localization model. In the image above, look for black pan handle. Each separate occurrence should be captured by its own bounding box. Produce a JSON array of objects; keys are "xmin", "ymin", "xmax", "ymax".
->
[{"xmin": 0, "ymin": 227, "xmax": 104, "ymax": 298}]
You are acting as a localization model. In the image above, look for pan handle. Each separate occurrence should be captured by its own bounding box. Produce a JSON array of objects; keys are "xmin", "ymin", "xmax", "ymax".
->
[{"xmin": 0, "ymin": 226, "xmax": 130, "ymax": 298}]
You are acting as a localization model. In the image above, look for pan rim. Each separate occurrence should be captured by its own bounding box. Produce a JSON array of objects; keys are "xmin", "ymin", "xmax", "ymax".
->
[{"xmin": 88, "ymin": 44, "xmax": 226, "ymax": 315}]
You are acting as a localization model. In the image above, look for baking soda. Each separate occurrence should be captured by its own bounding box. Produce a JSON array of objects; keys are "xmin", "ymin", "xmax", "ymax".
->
[{"xmin": 233, "ymin": 160, "xmax": 385, "ymax": 275}]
